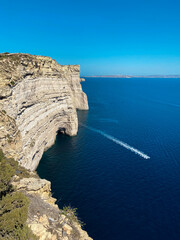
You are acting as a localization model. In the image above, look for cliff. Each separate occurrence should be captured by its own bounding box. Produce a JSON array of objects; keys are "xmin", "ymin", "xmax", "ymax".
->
[
  {"xmin": 12, "ymin": 175, "xmax": 92, "ymax": 240},
  {"xmin": 0, "ymin": 53, "xmax": 91, "ymax": 240},
  {"xmin": 0, "ymin": 52, "xmax": 88, "ymax": 170}
]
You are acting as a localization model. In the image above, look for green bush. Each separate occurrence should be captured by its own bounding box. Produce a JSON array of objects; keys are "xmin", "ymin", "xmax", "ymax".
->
[
  {"xmin": 62, "ymin": 206, "xmax": 84, "ymax": 227},
  {"xmin": 0, "ymin": 192, "xmax": 28, "ymax": 239},
  {"xmin": 0, "ymin": 149, "xmax": 31, "ymax": 180},
  {"xmin": 0, "ymin": 149, "xmax": 38, "ymax": 240},
  {"xmin": 10, "ymin": 80, "xmax": 15, "ymax": 86},
  {"xmin": 0, "ymin": 158, "xmax": 14, "ymax": 198}
]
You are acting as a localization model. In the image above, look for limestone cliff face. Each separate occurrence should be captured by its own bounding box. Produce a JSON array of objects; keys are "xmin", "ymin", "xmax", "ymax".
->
[
  {"xmin": 0, "ymin": 52, "xmax": 92, "ymax": 239},
  {"xmin": 0, "ymin": 53, "xmax": 88, "ymax": 170},
  {"xmin": 12, "ymin": 176, "xmax": 92, "ymax": 240}
]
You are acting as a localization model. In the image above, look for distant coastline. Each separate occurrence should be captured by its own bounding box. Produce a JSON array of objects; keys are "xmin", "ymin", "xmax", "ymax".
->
[{"xmin": 83, "ymin": 75, "xmax": 180, "ymax": 78}]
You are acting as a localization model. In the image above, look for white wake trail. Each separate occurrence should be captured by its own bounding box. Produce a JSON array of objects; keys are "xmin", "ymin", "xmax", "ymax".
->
[{"xmin": 80, "ymin": 123, "xmax": 150, "ymax": 159}]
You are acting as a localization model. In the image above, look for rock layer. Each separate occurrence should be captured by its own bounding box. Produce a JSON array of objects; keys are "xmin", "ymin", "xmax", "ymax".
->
[
  {"xmin": 0, "ymin": 53, "xmax": 92, "ymax": 239},
  {"xmin": 0, "ymin": 53, "xmax": 88, "ymax": 170},
  {"xmin": 12, "ymin": 176, "xmax": 92, "ymax": 240}
]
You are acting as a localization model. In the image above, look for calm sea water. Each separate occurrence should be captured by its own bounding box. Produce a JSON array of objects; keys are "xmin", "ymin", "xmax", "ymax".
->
[{"xmin": 37, "ymin": 78, "xmax": 180, "ymax": 240}]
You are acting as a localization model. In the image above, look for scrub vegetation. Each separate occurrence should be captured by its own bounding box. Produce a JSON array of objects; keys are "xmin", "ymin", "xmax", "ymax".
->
[
  {"xmin": 62, "ymin": 206, "xmax": 85, "ymax": 227},
  {"xmin": 0, "ymin": 149, "xmax": 38, "ymax": 240}
]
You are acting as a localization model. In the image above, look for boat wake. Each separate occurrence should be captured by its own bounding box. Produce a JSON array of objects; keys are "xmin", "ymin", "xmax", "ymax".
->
[{"xmin": 80, "ymin": 123, "xmax": 150, "ymax": 159}]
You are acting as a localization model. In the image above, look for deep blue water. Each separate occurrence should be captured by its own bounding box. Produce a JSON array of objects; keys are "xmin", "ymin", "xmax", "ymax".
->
[{"xmin": 37, "ymin": 78, "xmax": 180, "ymax": 240}]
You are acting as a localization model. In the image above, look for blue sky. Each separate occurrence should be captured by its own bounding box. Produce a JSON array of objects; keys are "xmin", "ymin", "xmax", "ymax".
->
[{"xmin": 0, "ymin": 0, "xmax": 180, "ymax": 75}]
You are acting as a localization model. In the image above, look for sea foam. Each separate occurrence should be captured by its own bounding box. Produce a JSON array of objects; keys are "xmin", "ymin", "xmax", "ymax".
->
[{"xmin": 80, "ymin": 123, "xmax": 150, "ymax": 159}]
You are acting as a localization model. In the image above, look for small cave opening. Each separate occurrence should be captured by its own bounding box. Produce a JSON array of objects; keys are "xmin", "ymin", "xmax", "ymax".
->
[{"xmin": 58, "ymin": 127, "xmax": 66, "ymax": 135}]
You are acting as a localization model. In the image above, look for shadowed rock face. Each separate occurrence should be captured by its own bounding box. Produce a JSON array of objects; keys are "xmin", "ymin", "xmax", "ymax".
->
[{"xmin": 0, "ymin": 53, "xmax": 88, "ymax": 170}]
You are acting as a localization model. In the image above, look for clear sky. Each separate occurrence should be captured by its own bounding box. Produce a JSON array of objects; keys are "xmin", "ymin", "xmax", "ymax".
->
[{"xmin": 0, "ymin": 0, "xmax": 180, "ymax": 75}]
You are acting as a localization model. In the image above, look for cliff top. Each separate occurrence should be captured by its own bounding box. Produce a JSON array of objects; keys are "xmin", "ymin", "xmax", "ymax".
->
[
  {"xmin": 0, "ymin": 52, "xmax": 80, "ymax": 67},
  {"xmin": 0, "ymin": 52, "xmax": 53, "ymax": 60},
  {"xmin": 0, "ymin": 53, "xmax": 80, "ymax": 97}
]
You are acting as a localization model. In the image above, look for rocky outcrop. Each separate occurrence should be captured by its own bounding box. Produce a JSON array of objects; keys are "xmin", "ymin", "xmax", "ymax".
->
[
  {"xmin": 0, "ymin": 110, "xmax": 22, "ymax": 160},
  {"xmin": 0, "ymin": 52, "xmax": 91, "ymax": 239},
  {"xmin": 0, "ymin": 53, "xmax": 88, "ymax": 170},
  {"xmin": 12, "ymin": 176, "xmax": 92, "ymax": 240}
]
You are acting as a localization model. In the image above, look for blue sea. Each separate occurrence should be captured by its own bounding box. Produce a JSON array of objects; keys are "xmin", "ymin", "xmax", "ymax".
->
[{"xmin": 37, "ymin": 78, "xmax": 180, "ymax": 240}]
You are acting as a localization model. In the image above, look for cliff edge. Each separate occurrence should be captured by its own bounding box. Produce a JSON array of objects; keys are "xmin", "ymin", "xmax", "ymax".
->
[
  {"xmin": 0, "ymin": 52, "xmax": 88, "ymax": 170},
  {"xmin": 0, "ymin": 53, "xmax": 92, "ymax": 240}
]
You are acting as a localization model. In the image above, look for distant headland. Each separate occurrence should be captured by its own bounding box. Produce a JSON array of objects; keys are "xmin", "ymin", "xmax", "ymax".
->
[{"xmin": 83, "ymin": 75, "xmax": 180, "ymax": 78}]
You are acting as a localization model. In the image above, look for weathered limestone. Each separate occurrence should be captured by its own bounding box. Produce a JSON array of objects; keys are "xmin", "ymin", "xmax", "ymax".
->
[
  {"xmin": 0, "ymin": 53, "xmax": 88, "ymax": 170},
  {"xmin": 12, "ymin": 177, "xmax": 57, "ymax": 205},
  {"xmin": 0, "ymin": 110, "xmax": 22, "ymax": 160},
  {"xmin": 12, "ymin": 176, "xmax": 92, "ymax": 240},
  {"xmin": 0, "ymin": 53, "xmax": 91, "ymax": 239}
]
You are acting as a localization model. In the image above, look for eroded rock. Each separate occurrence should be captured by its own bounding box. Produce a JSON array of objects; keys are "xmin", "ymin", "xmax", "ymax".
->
[
  {"xmin": 12, "ymin": 176, "xmax": 93, "ymax": 240},
  {"xmin": 0, "ymin": 53, "xmax": 88, "ymax": 170},
  {"xmin": 0, "ymin": 53, "xmax": 92, "ymax": 239}
]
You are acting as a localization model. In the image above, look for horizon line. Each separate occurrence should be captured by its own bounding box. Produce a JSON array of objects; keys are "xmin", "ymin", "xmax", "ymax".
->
[{"xmin": 82, "ymin": 74, "xmax": 180, "ymax": 78}]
